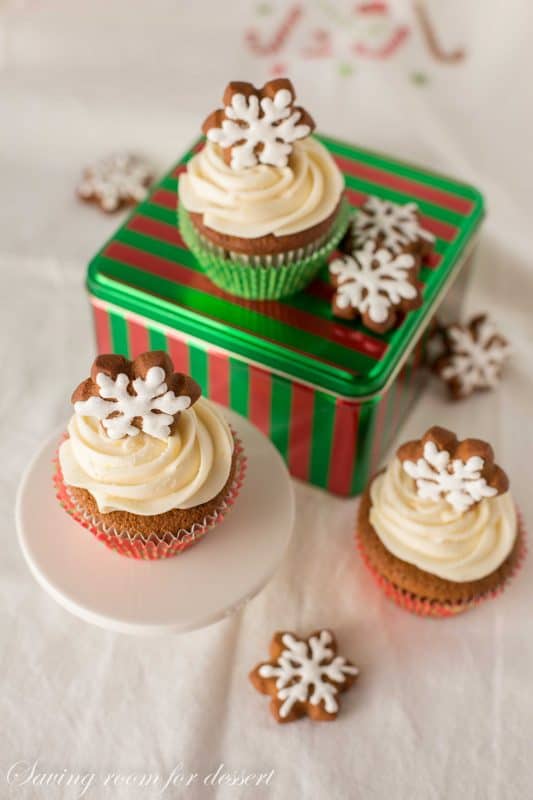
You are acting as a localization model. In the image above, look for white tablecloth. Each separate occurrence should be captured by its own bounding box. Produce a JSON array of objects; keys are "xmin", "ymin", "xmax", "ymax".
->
[{"xmin": 2, "ymin": 2, "xmax": 533, "ymax": 798}]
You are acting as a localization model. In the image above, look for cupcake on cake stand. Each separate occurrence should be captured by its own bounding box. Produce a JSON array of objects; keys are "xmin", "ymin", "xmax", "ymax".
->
[{"xmin": 16, "ymin": 351, "xmax": 294, "ymax": 634}]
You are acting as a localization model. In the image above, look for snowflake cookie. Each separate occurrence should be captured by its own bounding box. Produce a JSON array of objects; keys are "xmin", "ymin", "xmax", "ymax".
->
[
  {"xmin": 434, "ymin": 315, "xmax": 511, "ymax": 399},
  {"xmin": 77, "ymin": 153, "xmax": 154, "ymax": 212},
  {"xmin": 397, "ymin": 426, "xmax": 509, "ymax": 514},
  {"xmin": 344, "ymin": 197, "xmax": 435, "ymax": 259},
  {"xmin": 72, "ymin": 351, "xmax": 201, "ymax": 440},
  {"xmin": 250, "ymin": 630, "xmax": 358, "ymax": 723},
  {"xmin": 202, "ymin": 79, "xmax": 315, "ymax": 170},
  {"xmin": 329, "ymin": 241, "xmax": 422, "ymax": 333}
]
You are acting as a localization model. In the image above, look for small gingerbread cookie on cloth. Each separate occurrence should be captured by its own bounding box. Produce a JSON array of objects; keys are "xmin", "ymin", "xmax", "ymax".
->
[
  {"xmin": 77, "ymin": 153, "xmax": 154, "ymax": 212},
  {"xmin": 433, "ymin": 314, "xmax": 511, "ymax": 399},
  {"xmin": 329, "ymin": 241, "xmax": 422, "ymax": 333},
  {"xmin": 250, "ymin": 630, "xmax": 358, "ymax": 723},
  {"xmin": 202, "ymin": 78, "xmax": 315, "ymax": 170},
  {"xmin": 344, "ymin": 196, "xmax": 435, "ymax": 261}
]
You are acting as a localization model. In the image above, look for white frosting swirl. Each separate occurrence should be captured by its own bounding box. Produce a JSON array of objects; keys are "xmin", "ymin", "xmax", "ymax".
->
[
  {"xmin": 369, "ymin": 458, "xmax": 517, "ymax": 582},
  {"xmin": 59, "ymin": 398, "xmax": 234, "ymax": 515},
  {"xmin": 178, "ymin": 136, "xmax": 344, "ymax": 238}
]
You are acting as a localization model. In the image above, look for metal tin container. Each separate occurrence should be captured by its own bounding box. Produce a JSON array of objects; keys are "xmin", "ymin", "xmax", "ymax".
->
[{"xmin": 87, "ymin": 135, "xmax": 484, "ymax": 495}]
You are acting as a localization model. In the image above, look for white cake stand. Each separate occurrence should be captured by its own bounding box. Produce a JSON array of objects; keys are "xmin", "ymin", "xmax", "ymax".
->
[{"xmin": 15, "ymin": 408, "xmax": 294, "ymax": 635}]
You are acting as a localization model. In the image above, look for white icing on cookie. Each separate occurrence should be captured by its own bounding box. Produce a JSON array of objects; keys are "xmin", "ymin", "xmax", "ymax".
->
[
  {"xmin": 441, "ymin": 318, "xmax": 511, "ymax": 396},
  {"xmin": 78, "ymin": 153, "xmax": 152, "ymax": 212},
  {"xmin": 258, "ymin": 630, "xmax": 358, "ymax": 719},
  {"xmin": 352, "ymin": 197, "xmax": 434, "ymax": 253},
  {"xmin": 206, "ymin": 87, "xmax": 311, "ymax": 170},
  {"xmin": 74, "ymin": 367, "xmax": 191, "ymax": 441},
  {"xmin": 402, "ymin": 440, "xmax": 498, "ymax": 513},
  {"xmin": 330, "ymin": 241, "xmax": 417, "ymax": 323}
]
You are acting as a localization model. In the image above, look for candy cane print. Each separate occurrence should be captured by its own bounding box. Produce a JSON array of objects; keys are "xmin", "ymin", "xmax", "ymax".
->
[
  {"xmin": 353, "ymin": 25, "xmax": 410, "ymax": 59},
  {"xmin": 245, "ymin": 4, "xmax": 303, "ymax": 56},
  {"xmin": 413, "ymin": 0, "xmax": 465, "ymax": 63}
]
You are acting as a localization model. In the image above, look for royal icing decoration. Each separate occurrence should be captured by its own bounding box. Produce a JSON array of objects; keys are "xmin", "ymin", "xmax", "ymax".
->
[
  {"xmin": 329, "ymin": 241, "xmax": 420, "ymax": 332},
  {"xmin": 71, "ymin": 352, "xmax": 201, "ymax": 441},
  {"xmin": 77, "ymin": 153, "xmax": 153, "ymax": 212},
  {"xmin": 250, "ymin": 630, "xmax": 358, "ymax": 723},
  {"xmin": 403, "ymin": 442, "xmax": 497, "ymax": 513},
  {"xmin": 202, "ymin": 79, "xmax": 315, "ymax": 170},
  {"xmin": 349, "ymin": 197, "xmax": 435, "ymax": 255},
  {"xmin": 397, "ymin": 427, "xmax": 509, "ymax": 514},
  {"xmin": 435, "ymin": 315, "xmax": 511, "ymax": 399}
]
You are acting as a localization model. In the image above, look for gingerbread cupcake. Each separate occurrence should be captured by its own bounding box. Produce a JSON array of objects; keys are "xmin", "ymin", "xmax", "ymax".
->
[
  {"xmin": 178, "ymin": 78, "xmax": 350, "ymax": 300},
  {"xmin": 55, "ymin": 351, "xmax": 245, "ymax": 559},
  {"xmin": 357, "ymin": 426, "xmax": 524, "ymax": 616}
]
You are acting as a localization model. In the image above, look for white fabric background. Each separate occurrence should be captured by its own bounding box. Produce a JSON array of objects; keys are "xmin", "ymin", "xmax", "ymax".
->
[{"xmin": 1, "ymin": 2, "xmax": 533, "ymax": 798}]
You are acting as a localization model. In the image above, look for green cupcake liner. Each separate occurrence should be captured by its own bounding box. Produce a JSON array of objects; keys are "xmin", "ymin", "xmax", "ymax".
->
[{"xmin": 178, "ymin": 199, "xmax": 352, "ymax": 301}]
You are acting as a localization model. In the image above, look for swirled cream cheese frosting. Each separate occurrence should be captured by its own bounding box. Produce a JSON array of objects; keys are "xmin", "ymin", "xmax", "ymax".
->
[
  {"xmin": 59, "ymin": 398, "xmax": 234, "ymax": 515},
  {"xmin": 369, "ymin": 458, "xmax": 517, "ymax": 582},
  {"xmin": 178, "ymin": 137, "xmax": 344, "ymax": 239}
]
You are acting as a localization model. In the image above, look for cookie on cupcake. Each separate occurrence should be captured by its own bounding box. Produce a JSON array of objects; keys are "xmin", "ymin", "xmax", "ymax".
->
[
  {"xmin": 357, "ymin": 426, "xmax": 524, "ymax": 616},
  {"xmin": 55, "ymin": 351, "xmax": 245, "ymax": 559},
  {"xmin": 178, "ymin": 78, "xmax": 350, "ymax": 300}
]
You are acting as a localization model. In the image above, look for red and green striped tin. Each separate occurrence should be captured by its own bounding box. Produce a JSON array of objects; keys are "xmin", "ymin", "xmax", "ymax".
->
[{"xmin": 87, "ymin": 134, "xmax": 484, "ymax": 495}]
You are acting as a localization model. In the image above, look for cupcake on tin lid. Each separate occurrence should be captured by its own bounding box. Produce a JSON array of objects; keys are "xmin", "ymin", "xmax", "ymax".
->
[
  {"xmin": 55, "ymin": 351, "xmax": 246, "ymax": 559},
  {"xmin": 357, "ymin": 426, "xmax": 525, "ymax": 616},
  {"xmin": 178, "ymin": 78, "xmax": 350, "ymax": 300}
]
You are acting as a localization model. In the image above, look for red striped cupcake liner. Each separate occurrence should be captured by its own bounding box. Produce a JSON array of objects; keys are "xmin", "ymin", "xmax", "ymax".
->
[
  {"xmin": 53, "ymin": 432, "xmax": 246, "ymax": 560},
  {"xmin": 356, "ymin": 514, "xmax": 527, "ymax": 618}
]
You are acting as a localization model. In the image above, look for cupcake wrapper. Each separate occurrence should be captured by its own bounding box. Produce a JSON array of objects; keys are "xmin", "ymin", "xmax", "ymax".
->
[
  {"xmin": 196, "ymin": 230, "xmax": 330, "ymax": 267},
  {"xmin": 53, "ymin": 433, "xmax": 247, "ymax": 560},
  {"xmin": 178, "ymin": 199, "xmax": 351, "ymax": 300},
  {"xmin": 356, "ymin": 515, "xmax": 527, "ymax": 618}
]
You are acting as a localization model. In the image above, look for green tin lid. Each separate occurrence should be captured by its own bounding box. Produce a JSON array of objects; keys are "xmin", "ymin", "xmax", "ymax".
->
[{"xmin": 87, "ymin": 134, "xmax": 484, "ymax": 399}]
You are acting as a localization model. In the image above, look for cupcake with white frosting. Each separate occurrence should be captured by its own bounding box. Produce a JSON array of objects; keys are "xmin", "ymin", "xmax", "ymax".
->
[
  {"xmin": 357, "ymin": 426, "xmax": 524, "ymax": 616},
  {"xmin": 55, "ymin": 351, "xmax": 245, "ymax": 559},
  {"xmin": 178, "ymin": 78, "xmax": 350, "ymax": 300}
]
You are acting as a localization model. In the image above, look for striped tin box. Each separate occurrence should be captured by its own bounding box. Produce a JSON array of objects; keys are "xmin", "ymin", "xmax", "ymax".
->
[{"xmin": 87, "ymin": 134, "xmax": 484, "ymax": 496}]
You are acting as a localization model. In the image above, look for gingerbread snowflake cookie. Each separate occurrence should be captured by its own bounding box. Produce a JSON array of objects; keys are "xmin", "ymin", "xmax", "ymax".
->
[
  {"xmin": 202, "ymin": 79, "xmax": 315, "ymax": 170},
  {"xmin": 329, "ymin": 241, "xmax": 422, "ymax": 333},
  {"xmin": 433, "ymin": 315, "xmax": 511, "ymax": 399},
  {"xmin": 344, "ymin": 197, "xmax": 435, "ymax": 260},
  {"xmin": 397, "ymin": 426, "xmax": 508, "ymax": 514},
  {"xmin": 250, "ymin": 630, "xmax": 358, "ymax": 723},
  {"xmin": 77, "ymin": 153, "xmax": 154, "ymax": 212},
  {"xmin": 72, "ymin": 351, "xmax": 201, "ymax": 440}
]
